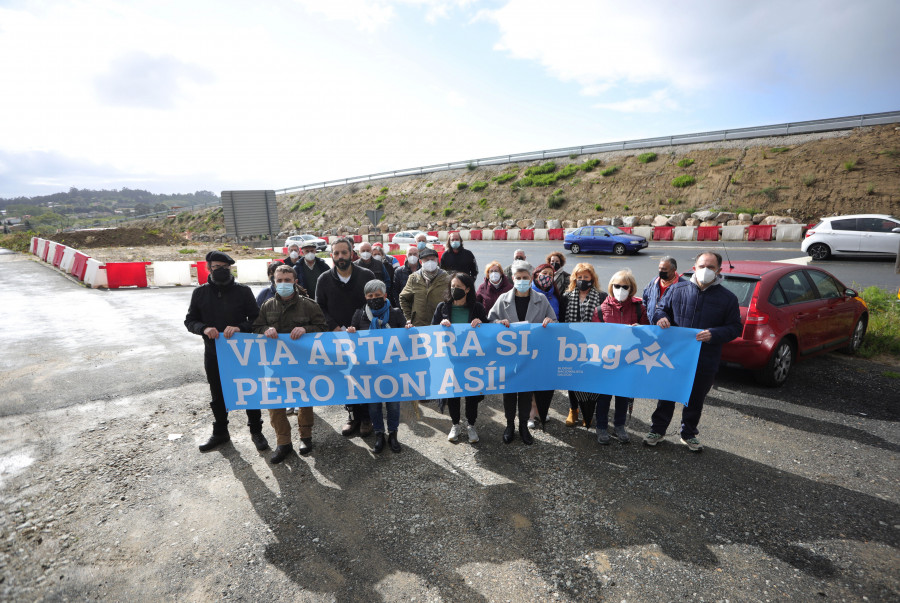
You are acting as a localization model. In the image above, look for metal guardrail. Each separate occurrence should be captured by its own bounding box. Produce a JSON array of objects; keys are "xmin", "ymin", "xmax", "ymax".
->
[{"xmin": 277, "ymin": 110, "xmax": 900, "ymax": 194}]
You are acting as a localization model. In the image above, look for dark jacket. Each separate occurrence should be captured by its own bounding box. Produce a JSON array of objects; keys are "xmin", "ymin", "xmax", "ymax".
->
[
  {"xmin": 315, "ymin": 265, "xmax": 376, "ymax": 330},
  {"xmin": 652, "ymin": 279, "xmax": 742, "ymax": 373},
  {"xmin": 256, "ymin": 284, "xmax": 276, "ymax": 308},
  {"xmin": 593, "ymin": 296, "xmax": 648, "ymax": 325},
  {"xmin": 184, "ymin": 278, "xmax": 259, "ymax": 353},
  {"xmin": 355, "ymin": 257, "xmax": 392, "ymax": 290},
  {"xmin": 475, "ymin": 274, "xmax": 513, "ymax": 312},
  {"xmin": 350, "ymin": 306, "xmax": 407, "ymax": 330},
  {"xmin": 391, "ymin": 262, "xmax": 418, "ymax": 303},
  {"xmin": 295, "ymin": 257, "xmax": 330, "ymax": 300},
  {"xmin": 642, "ymin": 274, "xmax": 687, "ymax": 318},
  {"xmin": 440, "ymin": 246, "xmax": 478, "ymax": 278},
  {"xmin": 431, "ymin": 301, "xmax": 489, "ymax": 325},
  {"xmin": 252, "ymin": 288, "xmax": 328, "ymax": 334}
]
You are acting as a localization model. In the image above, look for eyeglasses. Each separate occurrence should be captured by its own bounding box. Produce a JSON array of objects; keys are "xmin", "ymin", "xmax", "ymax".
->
[{"xmin": 612, "ymin": 284, "xmax": 629, "ymax": 290}]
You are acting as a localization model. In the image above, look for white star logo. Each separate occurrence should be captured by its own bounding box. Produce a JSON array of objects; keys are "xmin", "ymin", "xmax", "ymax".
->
[{"xmin": 624, "ymin": 342, "xmax": 674, "ymax": 374}]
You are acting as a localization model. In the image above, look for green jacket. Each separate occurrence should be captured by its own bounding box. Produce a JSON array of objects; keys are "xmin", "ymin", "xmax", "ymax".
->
[
  {"xmin": 252, "ymin": 288, "xmax": 329, "ymax": 334},
  {"xmin": 399, "ymin": 269, "xmax": 451, "ymax": 326}
]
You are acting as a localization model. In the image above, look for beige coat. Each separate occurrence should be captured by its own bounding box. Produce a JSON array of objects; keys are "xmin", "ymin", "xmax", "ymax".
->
[{"xmin": 399, "ymin": 269, "xmax": 451, "ymax": 326}]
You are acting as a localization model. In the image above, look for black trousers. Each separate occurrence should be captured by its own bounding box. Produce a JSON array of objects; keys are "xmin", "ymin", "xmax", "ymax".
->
[
  {"xmin": 650, "ymin": 370, "xmax": 716, "ymax": 439},
  {"xmin": 533, "ymin": 390, "xmax": 554, "ymax": 423},
  {"xmin": 205, "ymin": 347, "xmax": 262, "ymax": 435},
  {"xmin": 503, "ymin": 392, "xmax": 533, "ymax": 426},
  {"xmin": 346, "ymin": 403, "xmax": 371, "ymax": 421},
  {"xmin": 447, "ymin": 396, "xmax": 482, "ymax": 425}
]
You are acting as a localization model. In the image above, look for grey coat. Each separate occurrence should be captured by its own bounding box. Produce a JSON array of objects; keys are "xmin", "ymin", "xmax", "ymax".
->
[{"xmin": 487, "ymin": 289, "xmax": 558, "ymax": 324}]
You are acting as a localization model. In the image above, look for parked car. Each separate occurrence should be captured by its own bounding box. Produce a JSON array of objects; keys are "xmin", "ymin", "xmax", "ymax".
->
[
  {"xmin": 801, "ymin": 214, "xmax": 900, "ymax": 260},
  {"xmin": 682, "ymin": 261, "xmax": 868, "ymax": 386},
  {"xmin": 563, "ymin": 225, "xmax": 648, "ymax": 255},
  {"xmin": 283, "ymin": 234, "xmax": 327, "ymax": 251},
  {"xmin": 391, "ymin": 230, "xmax": 440, "ymax": 245}
]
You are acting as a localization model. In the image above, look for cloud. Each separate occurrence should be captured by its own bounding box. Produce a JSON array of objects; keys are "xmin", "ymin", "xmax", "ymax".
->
[
  {"xmin": 291, "ymin": 0, "xmax": 476, "ymax": 30},
  {"xmin": 594, "ymin": 89, "xmax": 678, "ymax": 113},
  {"xmin": 94, "ymin": 52, "xmax": 214, "ymax": 109}
]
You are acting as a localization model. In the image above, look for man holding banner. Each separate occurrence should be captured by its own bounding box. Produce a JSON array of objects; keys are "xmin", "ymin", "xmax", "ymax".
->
[{"xmin": 645, "ymin": 251, "xmax": 742, "ymax": 452}]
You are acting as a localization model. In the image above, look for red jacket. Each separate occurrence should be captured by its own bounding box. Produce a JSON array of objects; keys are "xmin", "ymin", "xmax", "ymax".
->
[{"xmin": 592, "ymin": 296, "xmax": 648, "ymax": 325}]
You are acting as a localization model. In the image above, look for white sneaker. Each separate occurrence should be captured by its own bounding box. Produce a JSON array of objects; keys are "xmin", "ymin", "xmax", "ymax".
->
[
  {"xmin": 527, "ymin": 418, "xmax": 536, "ymax": 429},
  {"xmin": 448, "ymin": 424, "xmax": 461, "ymax": 442},
  {"xmin": 467, "ymin": 424, "xmax": 479, "ymax": 443}
]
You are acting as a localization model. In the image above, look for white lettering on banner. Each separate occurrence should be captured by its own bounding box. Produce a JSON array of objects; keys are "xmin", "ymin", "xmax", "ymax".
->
[
  {"xmin": 260, "ymin": 377, "xmax": 282, "ymax": 405},
  {"xmin": 496, "ymin": 331, "xmax": 517, "ymax": 355},
  {"xmin": 271, "ymin": 340, "xmax": 298, "ymax": 365},
  {"xmin": 346, "ymin": 375, "xmax": 371, "ymax": 400},
  {"xmin": 557, "ymin": 337, "xmax": 622, "ymax": 369},
  {"xmin": 400, "ymin": 372, "xmax": 427, "ymax": 397},
  {"xmin": 283, "ymin": 377, "xmax": 310, "ymax": 403},
  {"xmin": 357, "ymin": 336, "xmax": 384, "ymax": 364},
  {"xmin": 226, "ymin": 339, "xmax": 256, "ymax": 366},
  {"xmin": 433, "ymin": 330, "xmax": 457, "ymax": 357},
  {"xmin": 310, "ymin": 376, "xmax": 335, "ymax": 401},
  {"xmin": 234, "ymin": 378, "xmax": 257, "ymax": 405},
  {"xmin": 438, "ymin": 362, "xmax": 505, "ymax": 395},
  {"xmin": 374, "ymin": 375, "xmax": 398, "ymax": 398},
  {"xmin": 602, "ymin": 345, "xmax": 621, "ymax": 369},
  {"xmin": 460, "ymin": 330, "xmax": 485, "ymax": 357},
  {"xmin": 309, "ymin": 340, "xmax": 333, "ymax": 365},
  {"xmin": 410, "ymin": 334, "xmax": 433, "ymax": 360},
  {"xmin": 334, "ymin": 338, "xmax": 357, "ymax": 366},
  {"xmin": 384, "ymin": 336, "xmax": 408, "ymax": 363}
]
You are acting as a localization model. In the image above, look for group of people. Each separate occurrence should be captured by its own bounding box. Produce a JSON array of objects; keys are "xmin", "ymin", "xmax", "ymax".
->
[{"xmin": 185, "ymin": 234, "xmax": 741, "ymax": 464}]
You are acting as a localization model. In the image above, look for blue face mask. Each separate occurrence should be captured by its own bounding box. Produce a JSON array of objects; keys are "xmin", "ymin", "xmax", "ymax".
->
[
  {"xmin": 417, "ymin": 241, "xmax": 426, "ymax": 250},
  {"xmin": 514, "ymin": 279, "xmax": 531, "ymax": 292},
  {"xmin": 275, "ymin": 282, "xmax": 294, "ymax": 297},
  {"xmin": 450, "ymin": 240, "xmax": 461, "ymax": 249}
]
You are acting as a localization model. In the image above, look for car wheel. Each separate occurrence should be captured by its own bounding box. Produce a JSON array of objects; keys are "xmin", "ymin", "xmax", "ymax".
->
[
  {"xmin": 841, "ymin": 317, "xmax": 867, "ymax": 354},
  {"xmin": 570, "ymin": 243, "xmax": 580, "ymax": 254},
  {"xmin": 613, "ymin": 243, "xmax": 626, "ymax": 256},
  {"xmin": 807, "ymin": 243, "xmax": 831, "ymax": 261},
  {"xmin": 755, "ymin": 338, "xmax": 795, "ymax": 387}
]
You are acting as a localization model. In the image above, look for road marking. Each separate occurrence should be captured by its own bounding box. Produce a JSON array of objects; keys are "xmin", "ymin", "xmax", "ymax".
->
[{"xmin": 773, "ymin": 256, "xmax": 813, "ymax": 265}]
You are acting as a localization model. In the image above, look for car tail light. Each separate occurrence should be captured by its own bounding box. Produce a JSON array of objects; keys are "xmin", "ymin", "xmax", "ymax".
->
[
  {"xmin": 746, "ymin": 293, "xmax": 769, "ymax": 325},
  {"xmin": 804, "ymin": 230, "xmax": 815, "ymax": 238}
]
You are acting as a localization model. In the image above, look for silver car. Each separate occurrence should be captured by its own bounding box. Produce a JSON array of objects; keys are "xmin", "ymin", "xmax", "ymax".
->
[
  {"xmin": 801, "ymin": 214, "xmax": 900, "ymax": 260},
  {"xmin": 284, "ymin": 234, "xmax": 328, "ymax": 251}
]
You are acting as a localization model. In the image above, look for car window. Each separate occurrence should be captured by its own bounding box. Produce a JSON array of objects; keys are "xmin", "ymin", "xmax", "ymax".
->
[
  {"xmin": 595, "ymin": 227, "xmax": 608, "ymax": 236},
  {"xmin": 575, "ymin": 227, "xmax": 585, "ymax": 236},
  {"xmin": 830, "ymin": 218, "xmax": 857, "ymax": 231},
  {"xmin": 606, "ymin": 226, "xmax": 624, "ymax": 235},
  {"xmin": 719, "ymin": 277, "xmax": 759, "ymax": 307},
  {"xmin": 775, "ymin": 271, "xmax": 817, "ymax": 304},
  {"xmin": 805, "ymin": 270, "xmax": 842, "ymax": 299},
  {"xmin": 858, "ymin": 217, "xmax": 900, "ymax": 233},
  {"xmin": 768, "ymin": 284, "xmax": 788, "ymax": 307}
]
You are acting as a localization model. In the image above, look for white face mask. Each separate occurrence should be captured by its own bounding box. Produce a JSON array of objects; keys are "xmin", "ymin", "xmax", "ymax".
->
[
  {"xmin": 407, "ymin": 255, "xmax": 419, "ymax": 265},
  {"xmin": 373, "ymin": 254, "xmax": 383, "ymax": 262},
  {"xmin": 695, "ymin": 267, "xmax": 717, "ymax": 285},
  {"xmin": 613, "ymin": 287, "xmax": 630, "ymax": 302},
  {"xmin": 489, "ymin": 271, "xmax": 501, "ymax": 284},
  {"xmin": 423, "ymin": 260, "xmax": 438, "ymax": 272},
  {"xmin": 304, "ymin": 252, "xmax": 316, "ymax": 262},
  {"xmin": 289, "ymin": 251, "xmax": 299, "ymax": 260},
  {"xmin": 360, "ymin": 251, "xmax": 372, "ymax": 260}
]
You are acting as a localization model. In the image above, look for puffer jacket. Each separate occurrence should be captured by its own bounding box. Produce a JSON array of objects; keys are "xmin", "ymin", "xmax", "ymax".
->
[
  {"xmin": 592, "ymin": 296, "xmax": 648, "ymax": 325},
  {"xmin": 252, "ymin": 287, "xmax": 329, "ymax": 334},
  {"xmin": 399, "ymin": 269, "xmax": 451, "ymax": 326},
  {"xmin": 652, "ymin": 279, "xmax": 742, "ymax": 373}
]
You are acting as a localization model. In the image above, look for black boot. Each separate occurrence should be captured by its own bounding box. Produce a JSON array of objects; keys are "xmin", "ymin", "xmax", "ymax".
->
[
  {"xmin": 388, "ymin": 431, "xmax": 401, "ymax": 453},
  {"xmin": 502, "ymin": 424, "xmax": 515, "ymax": 444},
  {"xmin": 270, "ymin": 444, "xmax": 293, "ymax": 464},
  {"xmin": 298, "ymin": 438, "xmax": 313, "ymax": 456},
  {"xmin": 519, "ymin": 423, "xmax": 533, "ymax": 445},
  {"xmin": 250, "ymin": 431, "xmax": 269, "ymax": 451},
  {"xmin": 341, "ymin": 411, "xmax": 360, "ymax": 436},
  {"xmin": 199, "ymin": 427, "xmax": 230, "ymax": 452},
  {"xmin": 373, "ymin": 432, "xmax": 385, "ymax": 454}
]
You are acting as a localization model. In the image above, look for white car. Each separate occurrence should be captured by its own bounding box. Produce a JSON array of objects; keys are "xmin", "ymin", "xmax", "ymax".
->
[
  {"xmin": 801, "ymin": 214, "xmax": 900, "ymax": 260},
  {"xmin": 391, "ymin": 230, "xmax": 440, "ymax": 245},
  {"xmin": 284, "ymin": 234, "xmax": 327, "ymax": 251}
]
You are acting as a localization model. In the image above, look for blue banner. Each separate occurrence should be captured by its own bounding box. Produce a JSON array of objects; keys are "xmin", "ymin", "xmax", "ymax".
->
[{"xmin": 215, "ymin": 323, "xmax": 702, "ymax": 410}]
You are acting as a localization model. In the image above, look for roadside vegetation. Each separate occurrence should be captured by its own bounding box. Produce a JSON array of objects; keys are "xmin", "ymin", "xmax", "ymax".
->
[{"xmin": 858, "ymin": 286, "xmax": 900, "ymax": 358}]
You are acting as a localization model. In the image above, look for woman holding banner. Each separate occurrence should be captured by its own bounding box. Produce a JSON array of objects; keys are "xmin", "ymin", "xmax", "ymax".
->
[
  {"xmin": 348, "ymin": 280, "xmax": 411, "ymax": 454},
  {"xmin": 591, "ymin": 269, "xmax": 648, "ymax": 444},
  {"xmin": 432, "ymin": 273, "xmax": 488, "ymax": 444},
  {"xmin": 558, "ymin": 262, "xmax": 607, "ymax": 429},
  {"xmin": 487, "ymin": 261, "xmax": 557, "ymax": 445}
]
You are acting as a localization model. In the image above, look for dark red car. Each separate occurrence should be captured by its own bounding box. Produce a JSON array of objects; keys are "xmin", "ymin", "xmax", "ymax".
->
[{"xmin": 687, "ymin": 261, "xmax": 868, "ymax": 386}]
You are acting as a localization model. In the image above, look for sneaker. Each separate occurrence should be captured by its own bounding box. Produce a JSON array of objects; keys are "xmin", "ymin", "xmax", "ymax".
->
[
  {"xmin": 613, "ymin": 425, "xmax": 630, "ymax": 443},
  {"xmin": 527, "ymin": 418, "xmax": 536, "ymax": 430},
  {"xmin": 680, "ymin": 436, "xmax": 704, "ymax": 452},
  {"xmin": 467, "ymin": 424, "xmax": 479, "ymax": 443},
  {"xmin": 596, "ymin": 428, "xmax": 610, "ymax": 445},
  {"xmin": 447, "ymin": 424, "xmax": 461, "ymax": 442},
  {"xmin": 643, "ymin": 431, "xmax": 663, "ymax": 446}
]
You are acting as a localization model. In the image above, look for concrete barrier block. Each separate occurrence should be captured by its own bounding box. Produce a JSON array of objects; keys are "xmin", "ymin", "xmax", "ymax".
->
[
  {"xmin": 437, "ymin": 231, "xmax": 449, "ymax": 242},
  {"xmin": 60, "ymin": 247, "xmax": 77, "ymax": 273},
  {"xmin": 459, "ymin": 230, "xmax": 471, "ymax": 241},
  {"xmin": 776, "ymin": 223, "xmax": 804, "ymax": 242},
  {"xmin": 633, "ymin": 226, "xmax": 653, "ymax": 239},
  {"xmin": 43, "ymin": 241, "xmax": 57, "ymax": 262},
  {"xmin": 234, "ymin": 259, "xmax": 271, "ymax": 284},
  {"xmin": 482, "ymin": 229, "xmax": 494, "ymax": 241},
  {"xmin": 507, "ymin": 228, "xmax": 521, "ymax": 241},
  {"xmin": 534, "ymin": 229, "xmax": 548, "ymax": 240},
  {"xmin": 151, "ymin": 261, "xmax": 194, "ymax": 286},
  {"xmin": 83, "ymin": 258, "xmax": 108, "ymax": 288},
  {"xmin": 721, "ymin": 225, "xmax": 747, "ymax": 241},
  {"xmin": 674, "ymin": 226, "xmax": 696, "ymax": 241}
]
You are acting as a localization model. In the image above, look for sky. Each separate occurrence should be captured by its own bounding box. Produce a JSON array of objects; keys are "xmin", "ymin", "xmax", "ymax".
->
[{"xmin": 1, "ymin": 0, "xmax": 898, "ymax": 199}]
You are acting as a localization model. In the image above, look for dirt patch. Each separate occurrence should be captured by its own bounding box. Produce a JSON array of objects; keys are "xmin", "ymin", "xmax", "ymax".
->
[{"xmin": 53, "ymin": 228, "xmax": 189, "ymax": 249}]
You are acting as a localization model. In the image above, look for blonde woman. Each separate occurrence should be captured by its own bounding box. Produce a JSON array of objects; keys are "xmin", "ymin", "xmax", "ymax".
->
[
  {"xmin": 558, "ymin": 263, "xmax": 607, "ymax": 428},
  {"xmin": 591, "ymin": 269, "xmax": 648, "ymax": 444},
  {"xmin": 475, "ymin": 260, "xmax": 512, "ymax": 312}
]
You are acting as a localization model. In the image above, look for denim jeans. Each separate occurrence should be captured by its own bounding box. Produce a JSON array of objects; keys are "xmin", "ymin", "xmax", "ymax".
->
[
  {"xmin": 369, "ymin": 401, "xmax": 400, "ymax": 433},
  {"xmin": 649, "ymin": 370, "xmax": 716, "ymax": 438}
]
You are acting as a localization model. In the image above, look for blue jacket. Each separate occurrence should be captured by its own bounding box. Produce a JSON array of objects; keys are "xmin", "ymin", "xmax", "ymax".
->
[
  {"xmin": 531, "ymin": 282, "xmax": 559, "ymax": 317},
  {"xmin": 652, "ymin": 279, "xmax": 742, "ymax": 373},
  {"xmin": 642, "ymin": 275, "xmax": 687, "ymax": 319},
  {"xmin": 256, "ymin": 284, "xmax": 276, "ymax": 308}
]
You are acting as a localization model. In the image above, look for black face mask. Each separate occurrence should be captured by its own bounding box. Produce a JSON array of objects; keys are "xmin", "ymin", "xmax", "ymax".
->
[
  {"xmin": 659, "ymin": 271, "xmax": 671, "ymax": 281},
  {"xmin": 211, "ymin": 266, "xmax": 232, "ymax": 285},
  {"xmin": 577, "ymin": 279, "xmax": 592, "ymax": 291},
  {"xmin": 550, "ymin": 262, "xmax": 561, "ymax": 271},
  {"xmin": 451, "ymin": 287, "xmax": 466, "ymax": 301},
  {"xmin": 366, "ymin": 297, "xmax": 386, "ymax": 311},
  {"xmin": 335, "ymin": 258, "xmax": 351, "ymax": 270}
]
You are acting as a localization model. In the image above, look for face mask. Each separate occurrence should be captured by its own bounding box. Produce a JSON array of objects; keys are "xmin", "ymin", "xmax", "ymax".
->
[
  {"xmin": 550, "ymin": 262, "xmax": 560, "ymax": 271},
  {"xmin": 335, "ymin": 258, "xmax": 351, "ymax": 271},
  {"xmin": 451, "ymin": 287, "xmax": 466, "ymax": 301},
  {"xmin": 373, "ymin": 254, "xmax": 383, "ymax": 262},
  {"xmin": 514, "ymin": 257, "xmax": 525, "ymax": 262},
  {"xmin": 407, "ymin": 255, "xmax": 419, "ymax": 265},
  {"xmin": 305, "ymin": 252, "xmax": 316, "ymax": 262},
  {"xmin": 275, "ymin": 282, "xmax": 294, "ymax": 297},
  {"xmin": 289, "ymin": 251, "xmax": 299, "ymax": 260},
  {"xmin": 366, "ymin": 297, "xmax": 386, "ymax": 311},
  {"xmin": 423, "ymin": 260, "xmax": 438, "ymax": 273},
  {"xmin": 659, "ymin": 270, "xmax": 671, "ymax": 281},
  {"xmin": 695, "ymin": 267, "xmax": 716, "ymax": 285},
  {"xmin": 450, "ymin": 240, "xmax": 461, "ymax": 249},
  {"xmin": 536, "ymin": 273, "xmax": 553, "ymax": 289},
  {"xmin": 514, "ymin": 279, "xmax": 531, "ymax": 292},
  {"xmin": 211, "ymin": 266, "xmax": 232, "ymax": 285},
  {"xmin": 613, "ymin": 287, "xmax": 630, "ymax": 302},
  {"xmin": 489, "ymin": 271, "xmax": 501, "ymax": 284},
  {"xmin": 417, "ymin": 241, "xmax": 426, "ymax": 250},
  {"xmin": 577, "ymin": 279, "xmax": 592, "ymax": 291},
  {"xmin": 360, "ymin": 251, "xmax": 372, "ymax": 260}
]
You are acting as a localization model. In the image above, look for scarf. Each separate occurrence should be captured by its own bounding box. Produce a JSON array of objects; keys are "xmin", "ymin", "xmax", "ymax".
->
[
  {"xmin": 564, "ymin": 287, "xmax": 603, "ymax": 323},
  {"xmin": 365, "ymin": 300, "xmax": 392, "ymax": 329}
]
